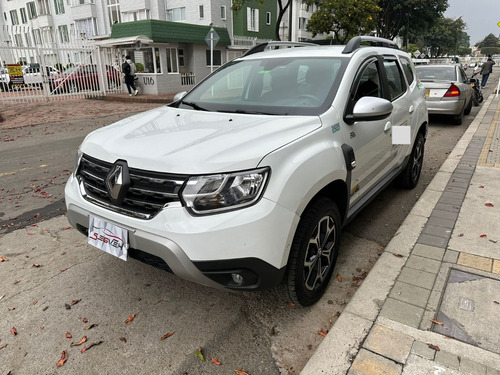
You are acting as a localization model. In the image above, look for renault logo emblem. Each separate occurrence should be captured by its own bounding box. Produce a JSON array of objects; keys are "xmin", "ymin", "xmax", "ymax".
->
[{"xmin": 105, "ymin": 161, "xmax": 130, "ymax": 205}]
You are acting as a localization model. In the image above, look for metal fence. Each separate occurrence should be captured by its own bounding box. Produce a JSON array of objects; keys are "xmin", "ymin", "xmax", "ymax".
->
[{"xmin": 0, "ymin": 25, "xmax": 122, "ymax": 104}]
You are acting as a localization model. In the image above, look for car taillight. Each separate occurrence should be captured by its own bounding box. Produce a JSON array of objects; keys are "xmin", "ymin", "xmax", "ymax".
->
[{"xmin": 444, "ymin": 84, "xmax": 460, "ymax": 97}]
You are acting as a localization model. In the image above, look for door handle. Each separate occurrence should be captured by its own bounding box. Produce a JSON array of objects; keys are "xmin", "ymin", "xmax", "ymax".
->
[
  {"xmin": 409, "ymin": 105, "xmax": 414, "ymax": 114},
  {"xmin": 384, "ymin": 121, "xmax": 392, "ymax": 132}
]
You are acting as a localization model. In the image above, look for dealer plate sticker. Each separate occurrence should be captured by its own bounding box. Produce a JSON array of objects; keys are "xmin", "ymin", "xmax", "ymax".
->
[{"xmin": 88, "ymin": 216, "xmax": 128, "ymax": 261}]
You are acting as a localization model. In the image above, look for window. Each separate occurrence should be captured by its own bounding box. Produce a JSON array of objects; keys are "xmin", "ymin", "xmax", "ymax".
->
[
  {"xmin": 383, "ymin": 60, "xmax": 406, "ymax": 100},
  {"xmin": 107, "ymin": 0, "xmax": 121, "ymax": 26},
  {"xmin": 266, "ymin": 12, "xmax": 271, "ymax": 25},
  {"xmin": 206, "ymin": 50, "xmax": 222, "ymax": 66},
  {"xmin": 166, "ymin": 48, "xmax": 178, "ymax": 73},
  {"xmin": 32, "ymin": 29, "xmax": 42, "ymax": 44},
  {"xmin": 10, "ymin": 10, "xmax": 19, "ymax": 25},
  {"xmin": 27, "ymin": 2, "xmax": 37, "ymax": 19},
  {"xmin": 354, "ymin": 61, "xmax": 382, "ymax": 102},
  {"xmin": 167, "ymin": 7, "xmax": 185, "ymax": 21},
  {"xmin": 298, "ymin": 17, "xmax": 307, "ymax": 30},
  {"xmin": 399, "ymin": 57, "xmax": 414, "ymax": 86},
  {"xmin": 37, "ymin": 0, "xmax": 51, "ymax": 15},
  {"xmin": 178, "ymin": 48, "xmax": 184, "ymax": 67},
  {"xmin": 14, "ymin": 34, "xmax": 23, "ymax": 46},
  {"xmin": 20, "ymin": 8, "xmax": 27, "ymax": 23},
  {"xmin": 247, "ymin": 8, "xmax": 259, "ymax": 32},
  {"xmin": 123, "ymin": 9, "xmax": 150, "ymax": 22},
  {"xmin": 25, "ymin": 32, "xmax": 32, "ymax": 46},
  {"xmin": 130, "ymin": 48, "xmax": 165, "ymax": 73},
  {"xmin": 58, "ymin": 25, "xmax": 69, "ymax": 43},
  {"xmin": 220, "ymin": 5, "xmax": 226, "ymax": 20},
  {"xmin": 54, "ymin": 0, "xmax": 65, "ymax": 14},
  {"xmin": 199, "ymin": 5, "xmax": 204, "ymax": 19},
  {"xmin": 75, "ymin": 18, "xmax": 98, "ymax": 37}
]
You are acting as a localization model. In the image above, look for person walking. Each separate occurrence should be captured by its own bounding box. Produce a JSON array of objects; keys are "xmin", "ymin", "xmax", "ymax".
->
[
  {"xmin": 480, "ymin": 56, "xmax": 495, "ymax": 89},
  {"xmin": 122, "ymin": 55, "xmax": 138, "ymax": 96}
]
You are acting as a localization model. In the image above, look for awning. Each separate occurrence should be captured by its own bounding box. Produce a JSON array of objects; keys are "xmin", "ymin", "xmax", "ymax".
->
[{"xmin": 97, "ymin": 35, "xmax": 154, "ymax": 47}]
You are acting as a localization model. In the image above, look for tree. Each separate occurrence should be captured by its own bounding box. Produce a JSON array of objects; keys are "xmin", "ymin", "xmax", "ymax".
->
[
  {"xmin": 377, "ymin": 0, "xmax": 448, "ymax": 41},
  {"xmin": 305, "ymin": 0, "xmax": 380, "ymax": 44},
  {"xmin": 423, "ymin": 17, "xmax": 468, "ymax": 57},
  {"xmin": 477, "ymin": 33, "xmax": 500, "ymax": 55}
]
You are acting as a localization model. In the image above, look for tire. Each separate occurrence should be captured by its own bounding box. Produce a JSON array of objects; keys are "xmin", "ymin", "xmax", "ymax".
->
[
  {"xmin": 279, "ymin": 198, "xmax": 341, "ymax": 306},
  {"xmin": 464, "ymin": 96, "xmax": 473, "ymax": 115},
  {"xmin": 473, "ymin": 90, "xmax": 479, "ymax": 106},
  {"xmin": 452, "ymin": 105, "xmax": 464, "ymax": 125},
  {"xmin": 397, "ymin": 131, "xmax": 425, "ymax": 189},
  {"xmin": 478, "ymin": 92, "xmax": 484, "ymax": 104}
]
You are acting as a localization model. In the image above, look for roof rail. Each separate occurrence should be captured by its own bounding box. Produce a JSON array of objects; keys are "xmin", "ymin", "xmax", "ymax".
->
[
  {"xmin": 342, "ymin": 36, "xmax": 399, "ymax": 54},
  {"xmin": 243, "ymin": 41, "xmax": 317, "ymax": 57}
]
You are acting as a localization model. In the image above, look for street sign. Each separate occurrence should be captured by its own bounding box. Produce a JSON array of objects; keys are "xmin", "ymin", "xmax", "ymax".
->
[
  {"xmin": 498, "ymin": 21, "xmax": 500, "ymax": 28},
  {"xmin": 413, "ymin": 50, "xmax": 421, "ymax": 58},
  {"xmin": 205, "ymin": 29, "xmax": 220, "ymax": 48}
]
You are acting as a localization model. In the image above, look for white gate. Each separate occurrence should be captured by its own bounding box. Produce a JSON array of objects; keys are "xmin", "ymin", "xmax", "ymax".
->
[{"xmin": 0, "ymin": 25, "xmax": 122, "ymax": 103}]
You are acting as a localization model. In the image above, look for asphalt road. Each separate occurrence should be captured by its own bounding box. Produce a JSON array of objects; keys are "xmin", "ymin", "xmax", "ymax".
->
[{"xmin": 0, "ymin": 72, "xmax": 498, "ymax": 374}]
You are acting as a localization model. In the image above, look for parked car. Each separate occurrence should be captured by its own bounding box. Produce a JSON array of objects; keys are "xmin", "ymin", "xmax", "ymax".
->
[
  {"xmin": 0, "ymin": 67, "xmax": 10, "ymax": 91},
  {"xmin": 49, "ymin": 64, "xmax": 121, "ymax": 94},
  {"xmin": 415, "ymin": 64, "xmax": 473, "ymax": 125},
  {"xmin": 23, "ymin": 65, "xmax": 60, "ymax": 87},
  {"xmin": 65, "ymin": 36, "xmax": 428, "ymax": 306}
]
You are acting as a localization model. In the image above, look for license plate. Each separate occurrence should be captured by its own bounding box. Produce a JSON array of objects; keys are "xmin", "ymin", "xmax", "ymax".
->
[
  {"xmin": 88, "ymin": 216, "xmax": 128, "ymax": 261},
  {"xmin": 425, "ymin": 88, "xmax": 430, "ymax": 97}
]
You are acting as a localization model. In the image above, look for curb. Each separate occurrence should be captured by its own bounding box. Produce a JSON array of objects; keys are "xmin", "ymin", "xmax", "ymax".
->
[{"xmin": 300, "ymin": 94, "xmax": 497, "ymax": 374}]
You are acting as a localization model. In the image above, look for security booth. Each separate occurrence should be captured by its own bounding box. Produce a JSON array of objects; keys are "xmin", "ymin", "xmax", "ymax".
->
[{"xmin": 99, "ymin": 20, "xmax": 231, "ymax": 95}]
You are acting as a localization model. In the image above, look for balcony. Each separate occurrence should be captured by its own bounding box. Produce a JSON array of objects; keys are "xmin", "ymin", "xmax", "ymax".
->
[
  {"xmin": 34, "ymin": 14, "xmax": 53, "ymax": 28},
  {"xmin": 71, "ymin": 1, "xmax": 97, "ymax": 19}
]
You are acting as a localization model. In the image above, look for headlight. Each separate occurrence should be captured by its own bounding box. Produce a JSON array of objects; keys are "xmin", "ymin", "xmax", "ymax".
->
[
  {"xmin": 73, "ymin": 148, "xmax": 83, "ymax": 177},
  {"xmin": 181, "ymin": 168, "xmax": 270, "ymax": 214}
]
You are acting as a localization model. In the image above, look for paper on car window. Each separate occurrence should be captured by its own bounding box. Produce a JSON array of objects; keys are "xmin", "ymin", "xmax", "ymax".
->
[{"xmin": 88, "ymin": 216, "xmax": 128, "ymax": 261}]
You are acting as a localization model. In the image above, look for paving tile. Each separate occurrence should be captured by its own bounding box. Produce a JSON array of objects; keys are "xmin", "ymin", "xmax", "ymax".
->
[
  {"xmin": 417, "ymin": 233, "xmax": 449, "ymax": 248},
  {"xmin": 398, "ymin": 267, "xmax": 436, "ymax": 290},
  {"xmin": 389, "ymin": 281, "xmax": 431, "ymax": 308},
  {"xmin": 379, "ymin": 298, "xmax": 424, "ymax": 328},
  {"xmin": 493, "ymin": 260, "xmax": 500, "ymax": 275},
  {"xmin": 410, "ymin": 341, "xmax": 436, "ymax": 360},
  {"xmin": 457, "ymin": 253, "xmax": 493, "ymax": 272},
  {"xmin": 421, "ymin": 225, "xmax": 453, "ymax": 239},
  {"xmin": 460, "ymin": 357, "xmax": 487, "ymax": 375},
  {"xmin": 435, "ymin": 350, "xmax": 460, "ymax": 370},
  {"xmin": 426, "ymin": 216, "xmax": 457, "ymax": 229},
  {"xmin": 405, "ymin": 255, "xmax": 441, "ymax": 274},
  {"xmin": 434, "ymin": 203, "xmax": 461, "ymax": 213},
  {"xmin": 443, "ymin": 250, "xmax": 459, "ymax": 264},
  {"xmin": 363, "ymin": 325, "xmax": 413, "ymax": 364},
  {"xmin": 348, "ymin": 348, "xmax": 402, "ymax": 375},
  {"xmin": 411, "ymin": 244, "xmax": 445, "ymax": 260},
  {"xmin": 431, "ymin": 209, "xmax": 459, "ymax": 221}
]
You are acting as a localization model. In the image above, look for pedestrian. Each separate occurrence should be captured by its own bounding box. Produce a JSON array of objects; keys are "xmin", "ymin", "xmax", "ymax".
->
[
  {"xmin": 122, "ymin": 55, "xmax": 138, "ymax": 96},
  {"xmin": 480, "ymin": 55, "xmax": 495, "ymax": 89}
]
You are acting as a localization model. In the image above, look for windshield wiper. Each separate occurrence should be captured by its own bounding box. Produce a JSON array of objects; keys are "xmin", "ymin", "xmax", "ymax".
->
[
  {"xmin": 181, "ymin": 101, "xmax": 208, "ymax": 111},
  {"xmin": 218, "ymin": 109, "xmax": 282, "ymax": 115}
]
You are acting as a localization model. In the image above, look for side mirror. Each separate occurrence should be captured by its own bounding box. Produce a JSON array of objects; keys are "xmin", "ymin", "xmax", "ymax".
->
[
  {"xmin": 346, "ymin": 97, "xmax": 393, "ymax": 123},
  {"xmin": 173, "ymin": 91, "xmax": 187, "ymax": 102}
]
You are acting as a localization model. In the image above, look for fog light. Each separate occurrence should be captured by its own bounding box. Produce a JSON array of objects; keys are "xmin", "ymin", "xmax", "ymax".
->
[{"xmin": 231, "ymin": 273, "xmax": 244, "ymax": 285}]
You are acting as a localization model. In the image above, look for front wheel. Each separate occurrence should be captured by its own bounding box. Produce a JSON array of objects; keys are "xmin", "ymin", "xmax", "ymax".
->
[
  {"xmin": 397, "ymin": 132, "xmax": 425, "ymax": 189},
  {"xmin": 279, "ymin": 198, "xmax": 341, "ymax": 306},
  {"xmin": 473, "ymin": 90, "xmax": 480, "ymax": 106}
]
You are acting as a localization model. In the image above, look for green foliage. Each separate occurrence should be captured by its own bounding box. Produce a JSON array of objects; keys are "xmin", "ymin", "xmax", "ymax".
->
[
  {"xmin": 423, "ymin": 17, "xmax": 468, "ymax": 57},
  {"xmin": 481, "ymin": 47, "xmax": 500, "ymax": 56},
  {"xmin": 135, "ymin": 62, "xmax": 144, "ymax": 72},
  {"xmin": 405, "ymin": 43, "xmax": 419, "ymax": 54},
  {"xmin": 477, "ymin": 33, "xmax": 500, "ymax": 48},
  {"xmin": 66, "ymin": 63, "xmax": 74, "ymax": 69},
  {"xmin": 55, "ymin": 63, "xmax": 63, "ymax": 72},
  {"xmin": 305, "ymin": 0, "xmax": 380, "ymax": 44}
]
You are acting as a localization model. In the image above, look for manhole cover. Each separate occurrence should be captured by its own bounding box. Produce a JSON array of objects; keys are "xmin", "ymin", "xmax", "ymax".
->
[{"xmin": 432, "ymin": 269, "xmax": 500, "ymax": 354}]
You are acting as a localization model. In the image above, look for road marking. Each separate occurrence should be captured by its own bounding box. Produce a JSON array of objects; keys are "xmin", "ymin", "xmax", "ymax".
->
[{"xmin": 0, "ymin": 164, "xmax": 48, "ymax": 177}]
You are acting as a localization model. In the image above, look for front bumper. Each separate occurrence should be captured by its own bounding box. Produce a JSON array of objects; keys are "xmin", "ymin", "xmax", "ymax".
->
[{"xmin": 65, "ymin": 174, "xmax": 296, "ymax": 291}]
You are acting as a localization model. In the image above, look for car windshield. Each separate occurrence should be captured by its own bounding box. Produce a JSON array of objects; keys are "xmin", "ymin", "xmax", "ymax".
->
[
  {"xmin": 62, "ymin": 66, "xmax": 78, "ymax": 75},
  {"xmin": 177, "ymin": 56, "xmax": 347, "ymax": 116},
  {"xmin": 416, "ymin": 66, "xmax": 457, "ymax": 81}
]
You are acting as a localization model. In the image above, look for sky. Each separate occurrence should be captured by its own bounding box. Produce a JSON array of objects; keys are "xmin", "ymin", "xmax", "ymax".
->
[{"xmin": 445, "ymin": 0, "xmax": 500, "ymax": 45}]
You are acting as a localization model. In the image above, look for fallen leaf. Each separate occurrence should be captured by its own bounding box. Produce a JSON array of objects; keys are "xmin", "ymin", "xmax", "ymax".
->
[
  {"xmin": 318, "ymin": 329, "xmax": 329, "ymax": 337},
  {"xmin": 40, "ymin": 326, "xmax": 44, "ymax": 330},
  {"xmin": 81, "ymin": 340, "xmax": 103, "ymax": 353},
  {"xmin": 65, "ymin": 303, "xmax": 71, "ymax": 310},
  {"xmin": 286, "ymin": 302, "xmax": 295, "ymax": 307},
  {"xmin": 8, "ymin": 307, "xmax": 15, "ymax": 311},
  {"xmin": 430, "ymin": 319, "xmax": 444, "ymax": 325},
  {"xmin": 0, "ymin": 295, "xmax": 4, "ymax": 301},
  {"xmin": 479, "ymin": 185, "xmax": 485, "ymax": 188},
  {"xmin": 60, "ymin": 268, "xmax": 68, "ymax": 272},
  {"xmin": 33, "ymin": 300, "xmax": 38, "ymax": 305},
  {"xmin": 56, "ymin": 351, "xmax": 68, "ymax": 367},
  {"xmin": 494, "ymin": 301, "xmax": 499, "ymax": 305},
  {"xmin": 480, "ymin": 234, "xmax": 487, "ymax": 238},
  {"xmin": 62, "ymin": 226, "xmax": 71, "ymax": 230},
  {"xmin": 160, "ymin": 331, "xmax": 175, "ymax": 341},
  {"xmin": 485, "ymin": 203, "xmax": 495, "ymax": 207},
  {"xmin": 212, "ymin": 357, "xmax": 222, "ymax": 365},
  {"xmin": 458, "ymin": 233, "xmax": 464, "ymax": 237},
  {"xmin": 125, "ymin": 314, "xmax": 136, "ymax": 323},
  {"xmin": 428, "ymin": 344, "xmax": 440, "ymax": 351},
  {"xmin": 336, "ymin": 274, "xmax": 342, "ymax": 282},
  {"xmin": 82, "ymin": 318, "xmax": 88, "ymax": 323},
  {"xmin": 70, "ymin": 299, "xmax": 81, "ymax": 306},
  {"xmin": 195, "ymin": 347, "xmax": 206, "ymax": 362},
  {"xmin": 14, "ymin": 280, "xmax": 20, "ymax": 284},
  {"xmin": 11, "ymin": 327, "xmax": 17, "ymax": 336},
  {"xmin": 393, "ymin": 253, "xmax": 404, "ymax": 258},
  {"xmin": 119, "ymin": 337, "xmax": 127, "ymax": 343},
  {"xmin": 84, "ymin": 324, "xmax": 98, "ymax": 330},
  {"xmin": 235, "ymin": 370, "xmax": 251, "ymax": 375},
  {"xmin": 0, "ymin": 256, "xmax": 8, "ymax": 262},
  {"xmin": 32, "ymin": 264, "xmax": 42, "ymax": 268},
  {"xmin": 70, "ymin": 336, "xmax": 87, "ymax": 347},
  {"xmin": 0, "ymin": 344, "xmax": 7, "ymax": 350},
  {"xmin": 66, "ymin": 331, "xmax": 72, "ymax": 339}
]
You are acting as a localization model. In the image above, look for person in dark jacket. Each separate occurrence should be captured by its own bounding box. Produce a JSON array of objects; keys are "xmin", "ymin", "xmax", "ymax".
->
[
  {"xmin": 122, "ymin": 55, "xmax": 138, "ymax": 96},
  {"xmin": 480, "ymin": 56, "xmax": 495, "ymax": 88}
]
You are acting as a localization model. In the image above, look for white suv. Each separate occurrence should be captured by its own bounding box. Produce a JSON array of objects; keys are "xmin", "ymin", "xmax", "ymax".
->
[{"xmin": 65, "ymin": 36, "xmax": 428, "ymax": 305}]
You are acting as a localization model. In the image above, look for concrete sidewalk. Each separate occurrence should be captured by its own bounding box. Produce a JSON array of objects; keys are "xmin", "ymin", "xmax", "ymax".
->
[{"xmin": 301, "ymin": 94, "xmax": 500, "ymax": 374}]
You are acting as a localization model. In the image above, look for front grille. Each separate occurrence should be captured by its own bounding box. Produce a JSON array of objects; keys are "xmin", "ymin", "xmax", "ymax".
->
[{"xmin": 77, "ymin": 154, "xmax": 188, "ymax": 219}]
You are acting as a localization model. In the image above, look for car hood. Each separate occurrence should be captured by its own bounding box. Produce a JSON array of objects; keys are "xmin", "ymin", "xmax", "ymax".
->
[{"xmin": 80, "ymin": 106, "xmax": 322, "ymax": 174}]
